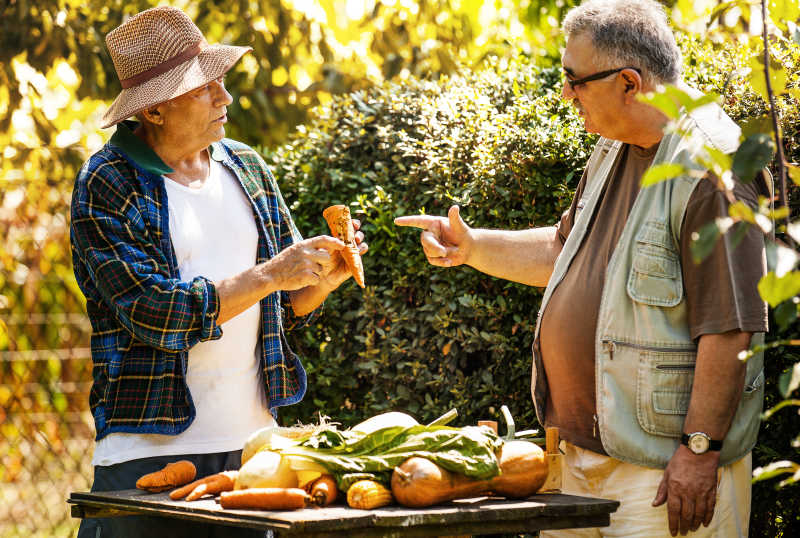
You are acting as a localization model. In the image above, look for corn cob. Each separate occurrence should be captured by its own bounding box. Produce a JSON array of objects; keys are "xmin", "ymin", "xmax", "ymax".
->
[
  {"xmin": 322, "ymin": 204, "xmax": 365, "ymax": 288},
  {"xmin": 346, "ymin": 479, "xmax": 393, "ymax": 509}
]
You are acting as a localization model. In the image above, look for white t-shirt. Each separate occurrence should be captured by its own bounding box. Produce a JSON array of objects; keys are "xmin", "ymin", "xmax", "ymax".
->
[{"xmin": 92, "ymin": 157, "xmax": 276, "ymax": 466}]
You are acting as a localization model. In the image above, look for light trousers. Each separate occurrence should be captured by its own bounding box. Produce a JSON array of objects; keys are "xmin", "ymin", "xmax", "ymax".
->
[{"xmin": 540, "ymin": 441, "xmax": 751, "ymax": 538}]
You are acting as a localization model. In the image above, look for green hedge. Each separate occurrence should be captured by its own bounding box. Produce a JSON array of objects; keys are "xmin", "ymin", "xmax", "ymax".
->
[
  {"xmin": 268, "ymin": 60, "xmax": 592, "ymax": 431},
  {"xmin": 267, "ymin": 39, "xmax": 800, "ymax": 536}
]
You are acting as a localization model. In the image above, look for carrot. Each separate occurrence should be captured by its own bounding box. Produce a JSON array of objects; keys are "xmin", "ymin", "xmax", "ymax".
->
[
  {"xmin": 305, "ymin": 474, "xmax": 338, "ymax": 507},
  {"xmin": 322, "ymin": 204, "xmax": 365, "ymax": 288},
  {"xmin": 169, "ymin": 470, "xmax": 238, "ymax": 501},
  {"xmin": 136, "ymin": 460, "xmax": 197, "ymax": 493},
  {"xmin": 219, "ymin": 488, "xmax": 310, "ymax": 510}
]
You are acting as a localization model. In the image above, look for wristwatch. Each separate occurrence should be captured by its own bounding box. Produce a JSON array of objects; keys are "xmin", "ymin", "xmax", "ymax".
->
[{"xmin": 681, "ymin": 432, "xmax": 723, "ymax": 454}]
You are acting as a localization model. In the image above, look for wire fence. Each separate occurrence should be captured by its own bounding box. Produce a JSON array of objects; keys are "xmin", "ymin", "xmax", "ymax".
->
[{"xmin": 1, "ymin": 313, "xmax": 94, "ymax": 538}]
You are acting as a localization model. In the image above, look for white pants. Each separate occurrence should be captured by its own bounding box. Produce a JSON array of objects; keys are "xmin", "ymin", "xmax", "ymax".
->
[{"xmin": 540, "ymin": 442, "xmax": 751, "ymax": 538}]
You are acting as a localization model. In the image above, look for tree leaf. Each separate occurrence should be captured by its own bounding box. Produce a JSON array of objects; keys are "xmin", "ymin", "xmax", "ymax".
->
[
  {"xmin": 787, "ymin": 163, "xmax": 800, "ymax": 187},
  {"xmin": 690, "ymin": 221, "xmax": 721, "ymax": 264},
  {"xmin": 733, "ymin": 133, "xmax": 775, "ymax": 182},
  {"xmin": 641, "ymin": 163, "xmax": 688, "ymax": 187},
  {"xmin": 749, "ymin": 53, "xmax": 788, "ymax": 102},
  {"xmin": 739, "ymin": 115, "xmax": 773, "ymax": 141},
  {"xmin": 774, "ymin": 300, "xmax": 799, "ymax": 331},
  {"xmin": 779, "ymin": 362, "xmax": 800, "ymax": 398},
  {"xmin": 752, "ymin": 460, "xmax": 798, "ymax": 482},
  {"xmin": 757, "ymin": 271, "xmax": 800, "ymax": 307}
]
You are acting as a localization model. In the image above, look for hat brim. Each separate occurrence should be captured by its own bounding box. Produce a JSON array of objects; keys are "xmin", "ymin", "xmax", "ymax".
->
[{"xmin": 101, "ymin": 44, "xmax": 251, "ymax": 129}]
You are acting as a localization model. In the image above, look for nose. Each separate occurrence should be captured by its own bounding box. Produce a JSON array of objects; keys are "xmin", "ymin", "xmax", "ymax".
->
[{"xmin": 212, "ymin": 79, "xmax": 233, "ymax": 106}]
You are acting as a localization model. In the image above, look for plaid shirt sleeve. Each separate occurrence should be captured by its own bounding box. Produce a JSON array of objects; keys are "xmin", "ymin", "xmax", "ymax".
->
[
  {"xmin": 262, "ymin": 161, "xmax": 322, "ymax": 331},
  {"xmin": 71, "ymin": 154, "xmax": 222, "ymax": 351}
]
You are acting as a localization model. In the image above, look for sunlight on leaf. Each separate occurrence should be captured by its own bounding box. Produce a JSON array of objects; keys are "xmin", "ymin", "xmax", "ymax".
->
[
  {"xmin": 749, "ymin": 53, "xmax": 788, "ymax": 103},
  {"xmin": 752, "ymin": 460, "xmax": 798, "ymax": 482},
  {"xmin": 779, "ymin": 362, "xmax": 800, "ymax": 398},
  {"xmin": 639, "ymin": 85, "xmax": 719, "ymax": 121},
  {"xmin": 641, "ymin": 163, "xmax": 688, "ymax": 187},
  {"xmin": 758, "ymin": 271, "xmax": 800, "ymax": 307},
  {"xmin": 787, "ymin": 163, "xmax": 800, "ymax": 186}
]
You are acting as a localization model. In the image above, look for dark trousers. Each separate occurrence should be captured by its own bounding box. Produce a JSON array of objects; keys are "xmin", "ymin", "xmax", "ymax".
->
[{"xmin": 77, "ymin": 450, "xmax": 268, "ymax": 538}]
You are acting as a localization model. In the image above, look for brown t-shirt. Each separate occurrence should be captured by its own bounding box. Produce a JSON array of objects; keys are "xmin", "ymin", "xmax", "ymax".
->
[{"xmin": 538, "ymin": 143, "xmax": 769, "ymax": 454}]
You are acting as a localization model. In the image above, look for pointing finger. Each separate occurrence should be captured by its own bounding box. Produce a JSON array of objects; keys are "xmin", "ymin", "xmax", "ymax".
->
[{"xmin": 394, "ymin": 215, "xmax": 441, "ymax": 230}]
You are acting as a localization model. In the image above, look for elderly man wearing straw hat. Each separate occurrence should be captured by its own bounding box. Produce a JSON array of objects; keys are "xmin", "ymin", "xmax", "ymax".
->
[{"xmin": 71, "ymin": 7, "xmax": 365, "ymax": 537}]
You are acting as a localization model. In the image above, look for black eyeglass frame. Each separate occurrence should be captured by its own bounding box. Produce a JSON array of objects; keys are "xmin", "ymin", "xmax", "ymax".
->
[{"xmin": 564, "ymin": 66, "xmax": 641, "ymax": 89}]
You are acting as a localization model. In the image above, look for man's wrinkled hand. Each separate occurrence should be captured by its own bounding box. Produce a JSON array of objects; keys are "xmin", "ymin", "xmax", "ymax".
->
[
  {"xmin": 652, "ymin": 445, "xmax": 720, "ymax": 536},
  {"xmin": 265, "ymin": 235, "xmax": 344, "ymax": 291},
  {"xmin": 394, "ymin": 205, "xmax": 472, "ymax": 267},
  {"xmin": 319, "ymin": 218, "xmax": 368, "ymax": 289}
]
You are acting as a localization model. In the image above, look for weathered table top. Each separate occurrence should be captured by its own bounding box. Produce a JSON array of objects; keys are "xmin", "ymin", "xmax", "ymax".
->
[{"xmin": 69, "ymin": 489, "xmax": 619, "ymax": 537}]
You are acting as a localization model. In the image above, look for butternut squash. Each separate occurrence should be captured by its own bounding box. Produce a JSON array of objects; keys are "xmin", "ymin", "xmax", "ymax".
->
[
  {"xmin": 490, "ymin": 440, "xmax": 548, "ymax": 498},
  {"xmin": 391, "ymin": 440, "xmax": 547, "ymax": 508},
  {"xmin": 391, "ymin": 457, "xmax": 488, "ymax": 508}
]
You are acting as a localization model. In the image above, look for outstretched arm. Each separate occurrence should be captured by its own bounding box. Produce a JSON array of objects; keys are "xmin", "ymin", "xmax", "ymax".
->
[{"xmin": 394, "ymin": 205, "xmax": 562, "ymax": 287}]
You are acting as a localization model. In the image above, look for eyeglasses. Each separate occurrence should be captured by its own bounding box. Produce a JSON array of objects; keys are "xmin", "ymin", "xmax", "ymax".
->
[{"xmin": 564, "ymin": 66, "xmax": 641, "ymax": 89}]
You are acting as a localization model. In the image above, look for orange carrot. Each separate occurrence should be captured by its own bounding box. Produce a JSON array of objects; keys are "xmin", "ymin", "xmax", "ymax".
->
[
  {"xmin": 305, "ymin": 474, "xmax": 338, "ymax": 507},
  {"xmin": 169, "ymin": 470, "xmax": 238, "ymax": 501},
  {"xmin": 136, "ymin": 460, "xmax": 197, "ymax": 493},
  {"xmin": 322, "ymin": 204, "xmax": 365, "ymax": 288},
  {"xmin": 219, "ymin": 488, "xmax": 310, "ymax": 510}
]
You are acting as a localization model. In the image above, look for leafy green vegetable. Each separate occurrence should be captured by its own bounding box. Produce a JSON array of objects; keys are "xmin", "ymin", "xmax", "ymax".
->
[{"xmin": 280, "ymin": 424, "xmax": 504, "ymax": 489}]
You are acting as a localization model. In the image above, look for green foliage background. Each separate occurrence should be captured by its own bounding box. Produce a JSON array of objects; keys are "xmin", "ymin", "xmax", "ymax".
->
[{"xmin": 2, "ymin": 0, "xmax": 800, "ymax": 537}]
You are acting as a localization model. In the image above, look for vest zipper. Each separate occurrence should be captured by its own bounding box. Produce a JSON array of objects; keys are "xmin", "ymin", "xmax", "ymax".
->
[
  {"xmin": 601, "ymin": 339, "xmax": 696, "ymax": 361},
  {"xmin": 593, "ymin": 414, "xmax": 598, "ymax": 437}
]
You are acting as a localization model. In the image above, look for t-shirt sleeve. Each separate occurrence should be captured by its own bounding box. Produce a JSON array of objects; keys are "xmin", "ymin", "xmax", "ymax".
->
[{"xmin": 680, "ymin": 175, "xmax": 769, "ymax": 340}]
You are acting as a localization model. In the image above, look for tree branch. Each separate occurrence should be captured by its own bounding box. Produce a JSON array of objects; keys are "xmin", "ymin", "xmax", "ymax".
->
[{"xmin": 761, "ymin": 0, "xmax": 793, "ymax": 247}]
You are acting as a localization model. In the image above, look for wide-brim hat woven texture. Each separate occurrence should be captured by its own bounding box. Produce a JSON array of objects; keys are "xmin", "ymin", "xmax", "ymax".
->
[{"xmin": 101, "ymin": 6, "xmax": 251, "ymax": 128}]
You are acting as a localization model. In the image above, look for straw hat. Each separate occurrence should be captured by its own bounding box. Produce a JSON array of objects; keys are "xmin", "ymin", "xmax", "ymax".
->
[{"xmin": 101, "ymin": 6, "xmax": 251, "ymax": 128}]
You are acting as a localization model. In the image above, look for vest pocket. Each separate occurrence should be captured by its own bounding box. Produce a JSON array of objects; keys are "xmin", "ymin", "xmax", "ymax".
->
[
  {"xmin": 635, "ymin": 347, "xmax": 697, "ymax": 437},
  {"xmin": 627, "ymin": 220, "xmax": 682, "ymax": 307}
]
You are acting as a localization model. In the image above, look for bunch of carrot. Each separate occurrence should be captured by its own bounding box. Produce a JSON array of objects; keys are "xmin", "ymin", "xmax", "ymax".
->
[{"xmin": 136, "ymin": 460, "xmax": 339, "ymax": 511}]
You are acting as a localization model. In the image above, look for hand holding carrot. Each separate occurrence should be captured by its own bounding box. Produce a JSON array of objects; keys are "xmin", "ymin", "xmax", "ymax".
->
[{"xmin": 322, "ymin": 205, "xmax": 368, "ymax": 288}]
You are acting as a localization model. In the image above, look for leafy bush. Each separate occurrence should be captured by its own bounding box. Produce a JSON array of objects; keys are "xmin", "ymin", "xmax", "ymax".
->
[{"xmin": 268, "ymin": 57, "xmax": 593, "ymax": 430}]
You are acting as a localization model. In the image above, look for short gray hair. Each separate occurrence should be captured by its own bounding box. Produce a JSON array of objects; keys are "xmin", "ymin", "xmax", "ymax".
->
[{"xmin": 562, "ymin": 0, "xmax": 681, "ymax": 86}]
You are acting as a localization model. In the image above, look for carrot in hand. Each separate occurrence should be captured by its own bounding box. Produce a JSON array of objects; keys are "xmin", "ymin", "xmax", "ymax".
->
[
  {"xmin": 305, "ymin": 474, "xmax": 338, "ymax": 506},
  {"xmin": 169, "ymin": 470, "xmax": 238, "ymax": 501},
  {"xmin": 219, "ymin": 487, "xmax": 310, "ymax": 510},
  {"xmin": 136, "ymin": 460, "xmax": 197, "ymax": 493},
  {"xmin": 323, "ymin": 204, "xmax": 365, "ymax": 288}
]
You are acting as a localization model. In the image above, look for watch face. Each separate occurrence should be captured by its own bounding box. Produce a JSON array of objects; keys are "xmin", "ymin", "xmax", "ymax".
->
[{"xmin": 688, "ymin": 433, "xmax": 710, "ymax": 454}]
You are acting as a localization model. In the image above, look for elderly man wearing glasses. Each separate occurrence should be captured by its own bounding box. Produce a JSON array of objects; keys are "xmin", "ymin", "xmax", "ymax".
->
[
  {"xmin": 71, "ymin": 6, "xmax": 366, "ymax": 538},
  {"xmin": 396, "ymin": 1, "xmax": 768, "ymax": 536}
]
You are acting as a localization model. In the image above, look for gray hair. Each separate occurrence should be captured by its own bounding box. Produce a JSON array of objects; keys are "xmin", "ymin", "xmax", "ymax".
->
[{"xmin": 562, "ymin": 0, "xmax": 682, "ymax": 86}]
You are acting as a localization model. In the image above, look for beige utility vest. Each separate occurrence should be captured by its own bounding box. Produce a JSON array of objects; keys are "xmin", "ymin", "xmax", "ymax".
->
[{"xmin": 532, "ymin": 99, "xmax": 765, "ymax": 468}]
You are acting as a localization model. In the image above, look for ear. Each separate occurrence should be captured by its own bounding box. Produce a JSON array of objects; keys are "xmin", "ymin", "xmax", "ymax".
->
[
  {"xmin": 140, "ymin": 105, "xmax": 165, "ymax": 126},
  {"xmin": 620, "ymin": 69, "xmax": 642, "ymax": 103}
]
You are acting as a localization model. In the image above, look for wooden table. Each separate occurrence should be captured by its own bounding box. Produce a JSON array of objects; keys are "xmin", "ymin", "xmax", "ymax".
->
[{"xmin": 69, "ymin": 490, "xmax": 619, "ymax": 536}]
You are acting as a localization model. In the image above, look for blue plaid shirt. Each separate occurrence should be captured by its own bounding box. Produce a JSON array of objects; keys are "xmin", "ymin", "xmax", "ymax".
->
[{"xmin": 71, "ymin": 121, "xmax": 318, "ymax": 440}]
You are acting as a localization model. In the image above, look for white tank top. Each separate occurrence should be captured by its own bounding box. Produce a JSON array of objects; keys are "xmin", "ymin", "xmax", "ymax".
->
[{"xmin": 92, "ymin": 157, "xmax": 276, "ymax": 466}]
